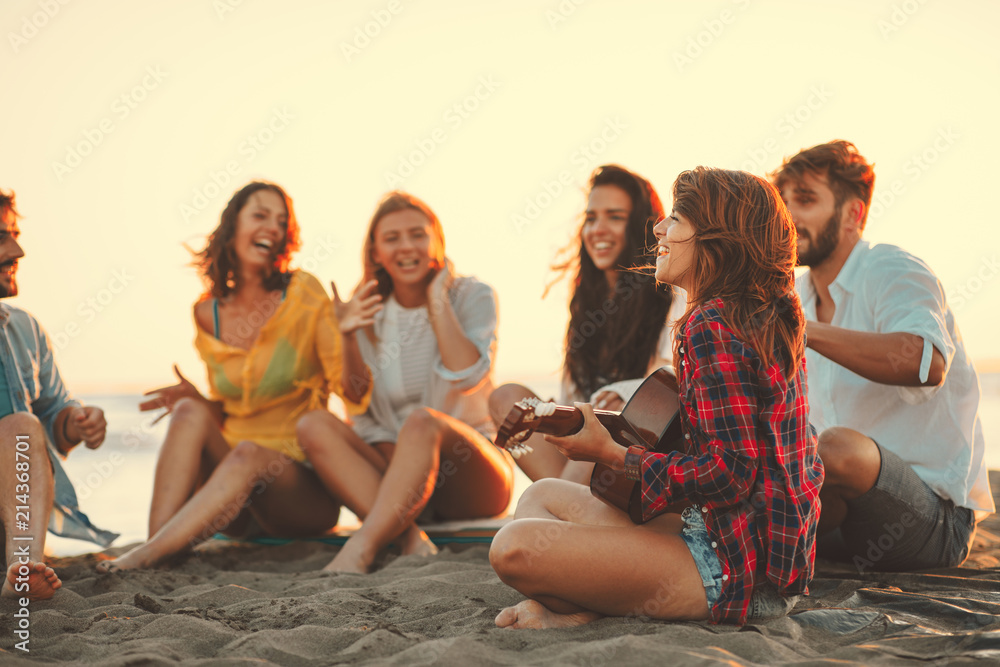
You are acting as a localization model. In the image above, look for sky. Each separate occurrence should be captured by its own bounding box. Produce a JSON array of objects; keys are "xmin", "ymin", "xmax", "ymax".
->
[{"xmin": 2, "ymin": 0, "xmax": 999, "ymax": 395}]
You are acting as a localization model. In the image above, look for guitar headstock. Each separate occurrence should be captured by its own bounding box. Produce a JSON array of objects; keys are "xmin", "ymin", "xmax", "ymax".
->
[{"xmin": 494, "ymin": 397, "xmax": 557, "ymax": 459}]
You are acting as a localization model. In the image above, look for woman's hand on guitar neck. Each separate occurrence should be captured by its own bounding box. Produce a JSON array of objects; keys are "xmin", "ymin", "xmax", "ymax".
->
[{"xmin": 544, "ymin": 402, "xmax": 628, "ymax": 470}]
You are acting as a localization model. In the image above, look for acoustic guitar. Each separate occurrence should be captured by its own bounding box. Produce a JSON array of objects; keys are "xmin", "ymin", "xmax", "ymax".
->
[{"xmin": 494, "ymin": 368, "xmax": 685, "ymax": 523}]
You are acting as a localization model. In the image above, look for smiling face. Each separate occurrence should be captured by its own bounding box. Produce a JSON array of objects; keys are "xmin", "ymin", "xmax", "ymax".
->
[
  {"xmin": 0, "ymin": 207, "xmax": 25, "ymax": 298},
  {"xmin": 583, "ymin": 185, "xmax": 631, "ymax": 281},
  {"xmin": 371, "ymin": 208, "xmax": 443, "ymax": 294},
  {"xmin": 653, "ymin": 211, "xmax": 697, "ymax": 294},
  {"xmin": 231, "ymin": 189, "xmax": 288, "ymax": 272},
  {"xmin": 778, "ymin": 170, "xmax": 844, "ymax": 269}
]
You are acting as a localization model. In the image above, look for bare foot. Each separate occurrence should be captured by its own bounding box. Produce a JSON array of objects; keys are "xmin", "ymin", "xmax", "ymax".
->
[
  {"xmin": 400, "ymin": 526, "xmax": 438, "ymax": 558},
  {"xmin": 2, "ymin": 561, "xmax": 62, "ymax": 601},
  {"xmin": 495, "ymin": 600, "xmax": 602, "ymax": 629},
  {"xmin": 96, "ymin": 545, "xmax": 156, "ymax": 573},
  {"xmin": 323, "ymin": 536, "xmax": 373, "ymax": 574}
]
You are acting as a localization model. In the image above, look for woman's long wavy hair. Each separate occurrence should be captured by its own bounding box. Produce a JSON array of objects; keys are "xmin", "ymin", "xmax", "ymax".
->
[
  {"xmin": 360, "ymin": 191, "xmax": 446, "ymax": 300},
  {"xmin": 552, "ymin": 165, "xmax": 673, "ymax": 398},
  {"xmin": 194, "ymin": 181, "xmax": 300, "ymax": 299},
  {"xmin": 670, "ymin": 167, "xmax": 805, "ymax": 377}
]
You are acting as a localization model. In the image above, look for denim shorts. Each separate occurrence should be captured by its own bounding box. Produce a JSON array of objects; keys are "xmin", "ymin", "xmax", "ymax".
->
[
  {"xmin": 679, "ymin": 507, "xmax": 799, "ymax": 620},
  {"xmin": 678, "ymin": 507, "xmax": 724, "ymax": 611}
]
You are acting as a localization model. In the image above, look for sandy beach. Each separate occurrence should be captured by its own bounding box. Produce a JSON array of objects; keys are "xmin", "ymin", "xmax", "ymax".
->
[{"xmin": 3, "ymin": 473, "xmax": 1000, "ymax": 665}]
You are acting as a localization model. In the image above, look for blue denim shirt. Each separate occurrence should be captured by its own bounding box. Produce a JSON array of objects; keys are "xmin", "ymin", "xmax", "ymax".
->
[{"xmin": 0, "ymin": 302, "xmax": 118, "ymax": 546}]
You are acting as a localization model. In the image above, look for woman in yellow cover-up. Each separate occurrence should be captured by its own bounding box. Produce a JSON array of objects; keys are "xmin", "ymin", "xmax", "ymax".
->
[{"xmin": 98, "ymin": 181, "xmax": 382, "ymax": 571}]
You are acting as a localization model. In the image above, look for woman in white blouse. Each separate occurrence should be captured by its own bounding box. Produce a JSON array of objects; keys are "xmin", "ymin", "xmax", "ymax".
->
[{"xmin": 297, "ymin": 192, "xmax": 512, "ymax": 573}]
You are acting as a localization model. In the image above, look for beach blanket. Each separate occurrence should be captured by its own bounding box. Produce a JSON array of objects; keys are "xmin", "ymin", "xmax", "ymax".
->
[{"xmin": 5, "ymin": 476, "xmax": 1000, "ymax": 665}]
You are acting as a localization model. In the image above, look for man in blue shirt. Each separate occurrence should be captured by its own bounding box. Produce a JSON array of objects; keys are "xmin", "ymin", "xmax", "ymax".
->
[{"xmin": 1, "ymin": 190, "xmax": 116, "ymax": 601}]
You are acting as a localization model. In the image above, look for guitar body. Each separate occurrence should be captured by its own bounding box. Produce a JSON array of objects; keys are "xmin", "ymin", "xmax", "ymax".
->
[
  {"xmin": 588, "ymin": 368, "xmax": 684, "ymax": 523},
  {"xmin": 494, "ymin": 367, "xmax": 685, "ymax": 525}
]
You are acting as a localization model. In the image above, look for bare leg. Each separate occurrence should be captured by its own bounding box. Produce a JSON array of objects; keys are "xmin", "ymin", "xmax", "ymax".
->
[
  {"xmin": 816, "ymin": 426, "xmax": 881, "ymax": 534},
  {"xmin": 0, "ymin": 413, "xmax": 61, "ymax": 600},
  {"xmin": 490, "ymin": 483, "xmax": 706, "ymax": 628},
  {"xmin": 147, "ymin": 398, "xmax": 234, "ymax": 537},
  {"xmin": 296, "ymin": 410, "xmax": 435, "ymax": 558},
  {"xmin": 97, "ymin": 441, "xmax": 341, "ymax": 572},
  {"xmin": 490, "ymin": 383, "xmax": 572, "ymax": 481},
  {"xmin": 326, "ymin": 408, "xmax": 512, "ymax": 573}
]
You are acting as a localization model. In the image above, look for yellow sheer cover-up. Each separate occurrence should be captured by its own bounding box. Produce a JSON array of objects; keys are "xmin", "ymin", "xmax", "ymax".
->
[{"xmin": 194, "ymin": 270, "xmax": 371, "ymax": 462}]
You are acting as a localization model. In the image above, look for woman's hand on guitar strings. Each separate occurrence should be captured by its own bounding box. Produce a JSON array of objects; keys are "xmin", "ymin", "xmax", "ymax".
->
[{"xmin": 544, "ymin": 402, "xmax": 625, "ymax": 465}]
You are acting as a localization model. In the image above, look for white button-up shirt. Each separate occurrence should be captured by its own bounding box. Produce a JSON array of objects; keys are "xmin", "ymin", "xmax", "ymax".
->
[{"xmin": 797, "ymin": 240, "xmax": 993, "ymax": 517}]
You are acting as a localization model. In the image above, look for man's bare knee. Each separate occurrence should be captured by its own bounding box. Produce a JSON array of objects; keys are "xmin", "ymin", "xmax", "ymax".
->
[
  {"xmin": 0, "ymin": 412, "xmax": 45, "ymax": 436},
  {"xmin": 818, "ymin": 427, "xmax": 879, "ymax": 487}
]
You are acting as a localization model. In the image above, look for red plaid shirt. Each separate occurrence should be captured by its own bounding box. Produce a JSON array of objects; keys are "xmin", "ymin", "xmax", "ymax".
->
[{"xmin": 637, "ymin": 300, "xmax": 823, "ymax": 624}]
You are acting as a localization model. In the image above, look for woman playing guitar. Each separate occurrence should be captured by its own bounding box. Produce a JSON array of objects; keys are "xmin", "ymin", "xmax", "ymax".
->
[
  {"xmin": 490, "ymin": 168, "xmax": 824, "ymax": 626},
  {"xmin": 489, "ymin": 165, "xmax": 684, "ymax": 483}
]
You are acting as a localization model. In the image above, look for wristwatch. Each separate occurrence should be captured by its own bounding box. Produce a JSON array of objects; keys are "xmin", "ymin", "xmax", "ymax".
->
[{"xmin": 624, "ymin": 445, "xmax": 645, "ymax": 481}]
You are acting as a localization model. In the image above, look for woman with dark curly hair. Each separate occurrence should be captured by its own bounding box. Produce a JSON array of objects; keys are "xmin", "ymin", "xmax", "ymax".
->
[
  {"xmin": 490, "ymin": 165, "xmax": 684, "ymax": 482},
  {"xmin": 98, "ymin": 181, "xmax": 382, "ymax": 571}
]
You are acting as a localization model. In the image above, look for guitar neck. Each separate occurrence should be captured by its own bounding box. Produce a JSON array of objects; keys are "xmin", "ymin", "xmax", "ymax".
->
[
  {"xmin": 531, "ymin": 407, "xmax": 632, "ymax": 438},
  {"xmin": 529, "ymin": 406, "xmax": 585, "ymax": 437}
]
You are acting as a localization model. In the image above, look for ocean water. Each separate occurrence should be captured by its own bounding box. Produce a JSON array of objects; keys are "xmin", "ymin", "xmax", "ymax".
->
[{"xmin": 44, "ymin": 374, "xmax": 1000, "ymax": 557}]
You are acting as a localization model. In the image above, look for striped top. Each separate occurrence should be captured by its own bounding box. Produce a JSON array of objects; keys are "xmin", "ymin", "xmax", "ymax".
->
[{"xmin": 385, "ymin": 298, "xmax": 438, "ymax": 422}]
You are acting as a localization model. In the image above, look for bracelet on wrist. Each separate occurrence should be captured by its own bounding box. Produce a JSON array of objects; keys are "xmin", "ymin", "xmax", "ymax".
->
[{"xmin": 624, "ymin": 445, "xmax": 645, "ymax": 481}]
